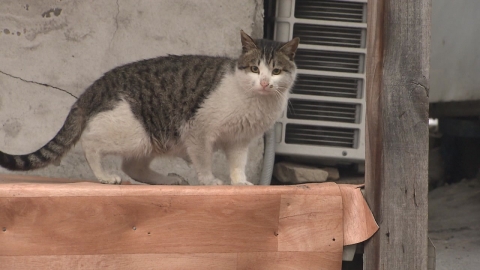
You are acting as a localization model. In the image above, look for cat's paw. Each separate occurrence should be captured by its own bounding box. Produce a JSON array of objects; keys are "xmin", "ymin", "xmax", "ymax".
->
[
  {"xmin": 231, "ymin": 180, "xmax": 254, "ymax": 186},
  {"xmin": 167, "ymin": 173, "xmax": 190, "ymax": 185},
  {"xmin": 230, "ymin": 171, "xmax": 251, "ymax": 186},
  {"xmin": 199, "ymin": 178, "xmax": 224, "ymax": 186},
  {"xmin": 211, "ymin": 178, "xmax": 224, "ymax": 185},
  {"xmin": 98, "ymin": 175, "xmax": 122, "ymax": 185}
]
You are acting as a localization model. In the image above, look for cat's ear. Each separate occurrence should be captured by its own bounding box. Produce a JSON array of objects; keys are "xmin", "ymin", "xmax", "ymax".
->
[
  {"xmin": 279, "ymin": 37, "xmax": 300, "ymax": 60},
  {"xmin": 240, "ymin": 30, "xmax": 257, "ymax": 53}
]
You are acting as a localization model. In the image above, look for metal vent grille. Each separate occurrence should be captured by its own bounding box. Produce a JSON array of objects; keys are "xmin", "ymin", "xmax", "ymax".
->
[
  {"xmin": 287, "ymin": 99, "xmax": 358, "ymax": 123},
  {"xmin": 295, "ymin": 49, "xmax": 362, "ymax": 73},
  {"xmin": 292, "ymin": 75, "xmax": 361, "ymax": 98},
  {"xmin": 294, "ymin": 0, "xmax": 365, "ymax": 22},
  {"xmin": 272, "ymin": 0, "xmax": 367, "ymax": 161},
  {"xmin": 293, "ymin": 24, "xmax": 363, "ymax": 48},
  {"xmin": 285, "ymin": 124, "xmax": 356, "ymax": 148}
]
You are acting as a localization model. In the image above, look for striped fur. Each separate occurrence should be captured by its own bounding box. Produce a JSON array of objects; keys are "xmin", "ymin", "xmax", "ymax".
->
[
  {"xmin": 0, "ymin": 31, "xmax": 299, "ymax": 185},
  {"xmin": 0, "ymin": 104, "xmax": 86, "ymax": 171}
]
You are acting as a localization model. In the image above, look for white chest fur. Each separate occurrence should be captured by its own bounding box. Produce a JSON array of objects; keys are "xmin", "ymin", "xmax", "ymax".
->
[{"xmin": 192, "ymin": 72, "xmax": 289, "ymax": 144}]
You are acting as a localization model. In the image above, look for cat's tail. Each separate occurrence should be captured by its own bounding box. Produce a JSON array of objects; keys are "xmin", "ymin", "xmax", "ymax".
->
[{"xmin": 0, "ymin": 103, "xmax": 87, "ymax": 171}]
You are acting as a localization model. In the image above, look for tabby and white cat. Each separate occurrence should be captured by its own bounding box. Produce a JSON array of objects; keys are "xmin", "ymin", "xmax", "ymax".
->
[{"xmin": 0, "ymin": 31, "xmax": 299, "ymax": 185}]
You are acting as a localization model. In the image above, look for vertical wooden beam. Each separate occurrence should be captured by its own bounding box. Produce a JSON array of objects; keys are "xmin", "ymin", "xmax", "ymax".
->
[{"xmin": 364, "ymin": 0, "xmax": 431, "ymax": 269}]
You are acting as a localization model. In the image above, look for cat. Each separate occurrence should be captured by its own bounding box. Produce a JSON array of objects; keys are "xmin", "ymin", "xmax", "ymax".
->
[{"xmin": 0, "ymin": 30, "xmax": 299, "ymax": 186}]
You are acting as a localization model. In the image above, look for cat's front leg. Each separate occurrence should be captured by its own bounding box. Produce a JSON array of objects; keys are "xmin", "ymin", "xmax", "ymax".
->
[
  {"xmin": 225, "ymin": 143, "xmax": 254, "ymax": 186},
  {"xmin": 186, "ymin": 136, "xmax": 224, "ymax": 185}
]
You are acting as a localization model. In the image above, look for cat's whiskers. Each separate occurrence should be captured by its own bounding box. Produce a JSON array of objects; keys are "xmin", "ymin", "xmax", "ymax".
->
[
  {"xmin": 273, "ymin": 89, "xmax": 283, "ymax": 103},
  {"xmin": 273, "ymin": 88, "xmax": 295, "ymax": 115},
  {"xmin": 286, "ymin": 99, "xmax": 295, "ymax": 116}
]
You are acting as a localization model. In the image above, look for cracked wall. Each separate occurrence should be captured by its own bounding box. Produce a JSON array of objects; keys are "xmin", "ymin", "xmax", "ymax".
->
[{"xmin": 0, "ymin": 0, "xmax": 264, "ymax": 184}]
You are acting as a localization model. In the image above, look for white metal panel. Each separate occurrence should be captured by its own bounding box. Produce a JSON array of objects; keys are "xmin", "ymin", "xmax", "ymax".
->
[{"xmin": 274, "ymin": 0, "xmax": 366, "ymax": 163}]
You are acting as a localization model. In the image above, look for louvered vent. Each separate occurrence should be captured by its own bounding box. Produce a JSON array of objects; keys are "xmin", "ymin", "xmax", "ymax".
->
[
  {"xmin": 294, "ymin": 0, "xmax": 365, "ymax": 22},
  {"xmin": 285, "ymin": 124, "xmax": 357, "ymax": 148},
  {"xmin": 292, "ymin": 75, "xmax": 362, "ymax": 98},
  {"xmin": 293, "ymin": 24, "xmax": 363, "ymax": 48},
  {"xmin": 272, "ymin": 0, "xmax": 367, "ymax": 162},
  {"xmin": 287, "ymin": 99, "xmax": 358, "ymax": 123},
  {"xmin": 295, "ymin": 49, "xmax": 362, "ymax": 73}
]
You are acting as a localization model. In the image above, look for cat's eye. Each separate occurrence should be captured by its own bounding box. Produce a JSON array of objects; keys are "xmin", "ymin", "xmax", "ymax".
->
[
  {"xmin": 250, "ymin": 66, "xmax": 259, "ymax": 73},
  {"xmin": 272, "ymin": 69, "xmax": 282, "ymax": 75}
]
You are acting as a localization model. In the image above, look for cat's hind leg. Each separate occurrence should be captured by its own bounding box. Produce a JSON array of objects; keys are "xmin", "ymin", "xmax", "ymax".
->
[
  {"xmin": 80, "ymin": 100, "xmax": 152, "ymax": 184},
  {"xmin": 83, "ymin": 148, "xmax": 121, "ymax": 184},
  {"xmin": 121, "ymin": 156, "xmax": 189, "ymax": 185}
]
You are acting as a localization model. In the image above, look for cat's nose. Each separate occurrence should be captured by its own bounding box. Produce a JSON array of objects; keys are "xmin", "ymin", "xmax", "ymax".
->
[{"xmin": 260, "ymin": 81, "xmax": 269, "ymax": 88}]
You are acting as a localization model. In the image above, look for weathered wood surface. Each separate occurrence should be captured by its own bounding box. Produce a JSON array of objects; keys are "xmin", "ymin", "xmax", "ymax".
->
[
  {"xmin": 365, "ymin": 0, "xmax": 431, "ymax": 269},
  {"xmin": 0, "ymin": 253, "xmax": 341, "ymax": 270},
  {"xmin": 0, "ymin": 174, "xmax": 377, "ymax": 269}
]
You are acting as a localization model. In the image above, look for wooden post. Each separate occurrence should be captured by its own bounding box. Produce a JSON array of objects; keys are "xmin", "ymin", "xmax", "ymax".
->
[{"xmin": 364, "ymin": 0, "xmax": 431, "ymax": 269}]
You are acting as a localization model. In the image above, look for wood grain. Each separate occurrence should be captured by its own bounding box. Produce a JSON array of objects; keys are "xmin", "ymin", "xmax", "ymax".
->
[
  {"xmin": 0, "ymin": 174, "xmax": 378, "ymax": 269},
  {"xmin": 0, "ymin": 254, "xmax": 238, "ymax": 270},
  {"xmin": 0, "ymin": 174, "xmax": 340, "ymax": 197},
  {"xmin": 0, "ymin": 195, "xmax": 280, "ymax": 255},
  {"xmin": 364, "ymin": 0, "xmax": 431, "ymax": 269},
  {"xmin": 0, "ymin": 252, "xmax": 342, "ymax": 270},
  {"xmin": 278, "ymin": 195, "xmax": 343, "ymax": 252},
  {"xmin": 339, "ymin": 185, "xmax": 378, "ymax": 246},
  {"xmin": 237, "ymin": 252, "xmax": 342, "ymax": 270}
]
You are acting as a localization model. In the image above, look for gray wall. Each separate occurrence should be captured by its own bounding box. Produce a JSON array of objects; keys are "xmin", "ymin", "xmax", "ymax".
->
[
  {"xmin": 430, "ymin": 0, "xmax": 480, "ymax": 103},
  {"xmin": 0, "ymin": 0, "xmax": 265, "ymax": 184}
]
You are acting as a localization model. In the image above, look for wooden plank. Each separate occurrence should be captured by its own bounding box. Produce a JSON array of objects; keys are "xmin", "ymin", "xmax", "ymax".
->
[
  {"xmin": 364, "ymin": 0, "xmax": 431, "ymax": 269},
  {"xmin": 0, "ymin": 175, "xmax": 371, "ymax": 269},
  {"xmin": 237, "ymin": 252, "xmax": 342, "ymax": 270},
  {"xmin": 0, "ymin": 253, "xmax": 238, "ymax": 270},
  {"xmin": 0, "ymin": 195, "xmax": 280, "ymax": 255},
  {"xmin": 278, "ymin": 195, "xmax": 343, "ymax": 252},
  {"xmin": 338, "ymin": 185, "xmax": 378, "ymax": 246},
  {"xmin": 364, "ymin": 0, "xmax": 385, "ymax": 267},
  {"xmin": 0, "ymin": 252, "xmax": 342, "ymax": 270},
  {"xmin": 0, "ymin": 175, "xmax": 340, "ymax": 197}
]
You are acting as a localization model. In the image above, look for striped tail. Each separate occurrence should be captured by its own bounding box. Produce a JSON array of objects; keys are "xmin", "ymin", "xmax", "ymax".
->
[{"xmin": 0, "ymin": 104, "xmax": 87, "ymax": 171}]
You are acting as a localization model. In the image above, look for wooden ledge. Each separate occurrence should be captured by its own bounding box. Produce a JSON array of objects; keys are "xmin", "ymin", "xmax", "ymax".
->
[{"xmin": 0, "ymin": 174, "xmax": 377, "ymax": 269}]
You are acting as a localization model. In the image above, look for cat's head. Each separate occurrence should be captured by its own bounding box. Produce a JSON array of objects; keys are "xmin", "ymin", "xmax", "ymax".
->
[{"xmin": 236, "ymin": 30, "xmax": 299, "ymax": 96}]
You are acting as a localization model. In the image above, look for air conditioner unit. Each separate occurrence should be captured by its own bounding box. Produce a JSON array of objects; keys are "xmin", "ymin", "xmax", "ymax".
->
[{"xmin": 268, "ymin": 0, "xmax": 367, "ymax": 166}]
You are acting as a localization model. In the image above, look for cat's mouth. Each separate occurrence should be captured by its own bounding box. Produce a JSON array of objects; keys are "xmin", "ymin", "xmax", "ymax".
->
[
  {"xmin": 256, "ymin": 88, "xmax": 275, "ymax": 95},
  {"xmin": 254, "ymin": 84, "xmax": 276, "ymax": 95}
]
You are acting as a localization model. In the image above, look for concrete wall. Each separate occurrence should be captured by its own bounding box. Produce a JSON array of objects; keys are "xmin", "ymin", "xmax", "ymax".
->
[
  {"xmin": 0, "ymin": 0, "xmax": 265, "ymax": 185},
  {"xmin": 430, "ymin": 0, "xmax": 480, "ymax": 103}
]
